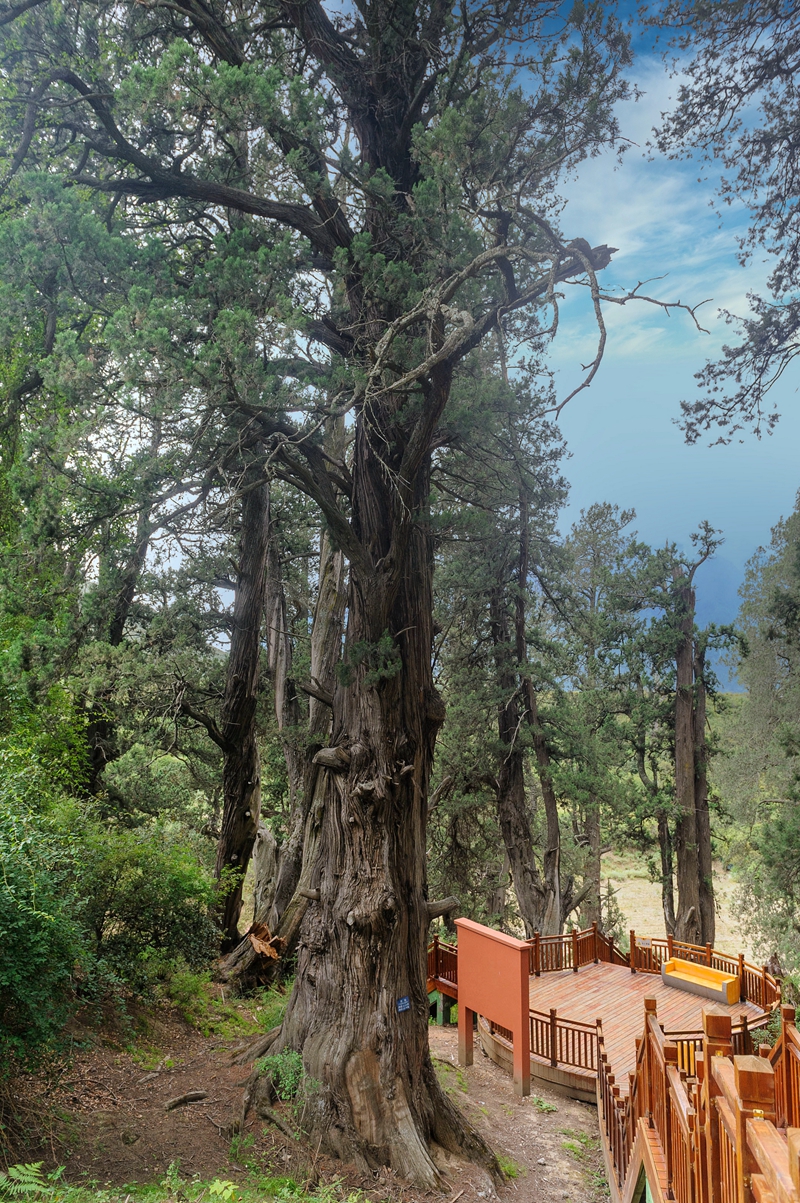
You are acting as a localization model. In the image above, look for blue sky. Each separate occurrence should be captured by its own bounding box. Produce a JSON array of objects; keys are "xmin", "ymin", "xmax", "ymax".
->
[{"xmin": 546, "ymin": 53, "xmax": 800, "ymax": 669}]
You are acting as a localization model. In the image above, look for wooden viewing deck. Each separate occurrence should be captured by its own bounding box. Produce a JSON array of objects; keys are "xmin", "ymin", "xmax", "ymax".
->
[
  {"xmin": 523, "ymin": 961, "xmax": 764, "ymax": 1095},
  {"xmin": 428, "ymin": 925, "xmax": 778, "ymax": 1101},
  {"xmin": 429, "ymin": 921, "xmax": 794, "ymax": 1202}
]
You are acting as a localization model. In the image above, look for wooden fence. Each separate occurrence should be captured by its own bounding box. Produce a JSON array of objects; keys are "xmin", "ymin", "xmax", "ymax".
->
[{"xmin": 598, "ymin": 1000, "xmax": 800, "ymax": 1203}]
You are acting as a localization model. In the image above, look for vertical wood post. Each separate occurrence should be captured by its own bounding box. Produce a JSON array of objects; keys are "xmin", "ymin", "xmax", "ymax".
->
[
  {"xmin": 512, "ymin": 940, "xmax": 530, "ymax": 1097},
  {"xmin": 630, "ymin": 930, "xmax": 637, "ymax": 974},
  {"xmin": 703, "ymin": 1006, "xmax": 733, "ymax": 1203},
  {"xmin": 458, "ymin": 1004, "xmax": 474, "ymax": 1068},
  {"xmin": 550, "ymin": 1008, "xmax": 558, "ymax": 1067},
  {"xmin": 738, "ymin": 952, "xmax": 746, "ymax": 1001},
  {"xmin": 733, "ymin": 1055, "xmax": 776, "ymax": 1203},
  {"xmin": 592, "ymin": 920, "xmax": 599, "ymax": 964},
  {"xmin": 706, "ymin": 942, "xmax": 713, "ymax": 967},
  {"xmin": 572, "ymin": 927, "xmax": 579, "ymax": 972},
  {"xmin": 533, "ymin": 930, "xmax": 541, "ymax": 977},
  {"xmin": 644, "ymin": 997, "xmax": 657, "ymax": 1125},
  {"xmin": 779, "ymin": 1004, "xmax": 797, "ymax": 1124},
  {"xmin": 432, "ymin": 934, "xmax": 439, "ymax": 980},
  {"xmin": 763, "ymin": 964, "xmax": 769, "ymax": 1009},
  {"xmin": 667, "ymin": 933, "xmax": 674, "ymax": 960}
]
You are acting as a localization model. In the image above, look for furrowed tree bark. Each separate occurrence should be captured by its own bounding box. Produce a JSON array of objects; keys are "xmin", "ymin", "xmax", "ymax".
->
[
  {"xmin": 672, "ymin": 573, "xmax": 715, "ymax": 945},
  {"xmin": 673, "ymin": 574, "xmax": 702, "ymax": 944},
  {"xmin": 215, "ymin": 475, "xmax": 272, "ymax": 947},
  {"xmin": 255, "ymin": 374, "xmax": 498, "ymax": 1187},
  {"xmin": 693, "ymin": 635, "xmax": 715, "ymax": 945},
  {"xmin": 268, "ymin": 502, "xmax": 347, "ymax": 931},
  {"xmin": 489, "ymin": 584, "xmax": 556, "ymax": 937},
  {"xmin": 219, "ymin": 503, "xmax": 347, "ymax": 988}
]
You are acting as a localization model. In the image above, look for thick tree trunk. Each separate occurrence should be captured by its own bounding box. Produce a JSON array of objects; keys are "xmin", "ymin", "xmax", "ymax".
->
[
  {"xmin": 693, "ymin": 641, "xmax": 715, "ymax": 945},
  {"xmin": 268, "ymin": 525, "xmax": 346, "ymax": 930},
  {"xmin": 581, "ymin": 802, "xmax": 602, "ymax": 927},
  {"xmin": 215, "ymin": 477, "xmax": 271, "ymax": 946},
  {"xmin": 219, "ymin": 523, "xmax": 347, "ymax": 988},
  {"xmin": 657, "ymin": 809, "xmax": 677, "ymax": 935},
  {"xmin": 672, "ymin": 578, "xmax": 715, "ymax": 945},
  {"xmin": 489, "ymin": 587, "xmax": 560, "ymax": 937},
  {"xmin": 252, "ymin": 394, "xmax": 498, "ymax": 1187},
  {"xmin": 673, "ymin": 579, "xmax": 702, "ymax": 945}
]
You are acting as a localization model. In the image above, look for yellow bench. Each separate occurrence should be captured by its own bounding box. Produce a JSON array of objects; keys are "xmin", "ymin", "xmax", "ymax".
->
[{"xmin": 661, "ymin": 956, "xmax": 740, "ymax": 1005}]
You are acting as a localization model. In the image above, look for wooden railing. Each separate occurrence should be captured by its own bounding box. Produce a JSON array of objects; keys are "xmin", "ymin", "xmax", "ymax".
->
[
  {"xmin": 427, "ymin": 936, "xmax": 458, "ymax": 994},
  {"xmin": 528, "ymin": 921, "xmax": 628, "ymax": 975},
  {"xmin": 430, "ymin": 925, "xmax": 779, "ymax": 1012},
  {"xmin": 530, "ymin": 1007, "xmax": 598, "ymax": 1072},
  {"xmin": 598, "ymin": 999, "xmax": 800, "ymax": 1203}
]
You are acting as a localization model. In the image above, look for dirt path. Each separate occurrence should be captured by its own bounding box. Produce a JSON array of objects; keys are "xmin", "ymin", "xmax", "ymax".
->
[
  {"xmin": 20, "ymin": 1012, "xmax": 606, "ymax": 1202},
  {"xmin": 428, "ymin": 1027, "xmax": 605, "ymax": 1203}
]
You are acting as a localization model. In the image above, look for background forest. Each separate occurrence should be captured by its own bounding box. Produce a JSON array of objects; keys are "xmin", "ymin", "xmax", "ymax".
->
[{"xmin": 1, "ymin": 0, "xmax": 800, "ymax": 1187}]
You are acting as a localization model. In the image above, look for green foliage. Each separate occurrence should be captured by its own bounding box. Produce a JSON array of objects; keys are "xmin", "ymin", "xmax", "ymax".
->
[
  {"xmin": 336, "ymin": 631, "xmax": 401, "ymax": 689},
  {"xmin": 0, "ymin": 1163, "xmax": 64, "ymax": 1200},
  {"xmin": 73, "ymin": 817, "xmax": 219, "ymax": 989},
  {"xmin": 255, "ymin": 980, "xmax": 294, "ymax": 1033},
  {"xmin": 0, "ymin": 1165, "xmax": 359, "ymax": 1203},
  {"xmin": 257, "ymin": 1050, "xmax": 305, "ymax": 1101},
  {"xmin": 0, "ymin": 799, "xmax": 88, "ymax": 1065}
]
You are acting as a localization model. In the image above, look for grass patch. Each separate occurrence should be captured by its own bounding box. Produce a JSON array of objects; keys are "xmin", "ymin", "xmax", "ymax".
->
[
  {"xmin": 497, "ymin": 1155, "xmax": 524, "ymax": 1179},
  {"xmin": 253, "ymin": 981, "xmax": 294, "ymax": 1034},
  {"xmin": 530, "ymin": 1095, "xmax": 558, "ymax": 1113},
  {"xmin": 432, "ymin": 1058, "xmax": 468, "ymax": 1095}
]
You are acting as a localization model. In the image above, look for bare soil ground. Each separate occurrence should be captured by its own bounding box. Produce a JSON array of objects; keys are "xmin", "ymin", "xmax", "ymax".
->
[{"xmin": 13, "ymin": 1005, "xmax": 605, "ymax": 1203}]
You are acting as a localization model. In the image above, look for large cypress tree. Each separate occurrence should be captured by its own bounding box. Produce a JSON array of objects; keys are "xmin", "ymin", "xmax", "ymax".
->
[{"xmin": 0, "ymin": 0, "xmax": 672, "ymax": 1181}]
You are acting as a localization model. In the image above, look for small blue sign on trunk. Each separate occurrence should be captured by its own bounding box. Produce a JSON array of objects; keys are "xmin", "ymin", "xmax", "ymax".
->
[{"xmin": 396, "ymin": 995, "xmax": 411, "ymax": 1013}]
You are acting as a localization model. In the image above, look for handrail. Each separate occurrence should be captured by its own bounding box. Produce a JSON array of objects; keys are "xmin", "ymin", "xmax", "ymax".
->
[{"xmin": 595, "ymin": 999, "xmax": 800, "ymax": 1203}]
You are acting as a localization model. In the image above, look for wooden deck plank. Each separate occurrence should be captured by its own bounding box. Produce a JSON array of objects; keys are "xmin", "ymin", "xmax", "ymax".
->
[{"xmin": 528, "ymin": 962, "xmax": 765, "ymax": 1096}]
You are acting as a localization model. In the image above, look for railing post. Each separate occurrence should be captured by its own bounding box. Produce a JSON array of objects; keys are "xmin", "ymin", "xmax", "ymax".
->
[
  {"xmin": 592, "ymin": 920, "xmax": 599, "ymax": 964},
  {"xmin": 533, "ymin": 930, "xmax": 540, "ymax": 977},
  {"xmin": 550, "ymin": 1008, "xmax": 558, "ymax": 1067},
  {"xmin": 706, "ymin": 942, "xmax": 713, "ymax": 967},
  {"xmin": 630, "ymin": 930, "xmax": 637, "ymax": 974},
  {"xmin": 763, "ymin": 963, "xmax": 769, "ymax": 1009},
  {"xmin": 667, "ymin": 932, "xmax": 674, "ymax": 960},
  {"xmin": 703, "ymin": 1005, "xmax": 732, "ymax": 1202},
  {"xmin": 432, "ymin": 934, "xmax": 439, "ymax": 979},
  {"xmin": 788, "ymin": 1128, "xmax": 800, "ymax": 1198},
  {"xmin": 779, "ymin": 1003, "xmax": 796, "ymax": 1125},
  {"xmin": 733, "ymin": 1054, "xmax": 776, "ymax": 1203},
  {"xmin": 738, "ymin": 952, "xmax": 746, "ymax": 1001},
  {"xmin": 572, "ymin": 926, "xmax": 579, "ymax": 972},
  {"xmin": 644, "ymin": 997, "xmax": 657, "ymax": 1125}
]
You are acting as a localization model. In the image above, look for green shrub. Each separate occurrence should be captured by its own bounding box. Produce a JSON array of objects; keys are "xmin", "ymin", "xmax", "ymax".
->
[
  {"xmin": 0, "ymin": 799, "xmax": 87, "ymax": 1065},
  {"xmin": 72, "ymin": 817, "xmax": 219, "ymax": 989},
  {"xmin": 258, "ymin": 1050, "xmax": 305, "ymax": 1101}
]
